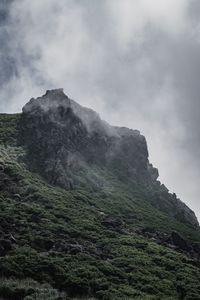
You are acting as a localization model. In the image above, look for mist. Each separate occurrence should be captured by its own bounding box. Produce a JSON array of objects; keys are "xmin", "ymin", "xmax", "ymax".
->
[{"xmin": 1, "ymin": 0, "xmax": 200, "ymax": 219}]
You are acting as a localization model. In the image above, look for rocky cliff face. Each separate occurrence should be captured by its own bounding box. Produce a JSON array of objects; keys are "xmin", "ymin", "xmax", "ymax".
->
[
  {"xmin": 18, "ymin": 89, "xmax": 199, "ymax": 228},
  {"xmin": 19, "ymin": 89, "xmax": 157, "ymax": 188}
]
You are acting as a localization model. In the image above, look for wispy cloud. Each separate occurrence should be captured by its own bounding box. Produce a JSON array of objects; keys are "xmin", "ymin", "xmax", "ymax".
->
[{"xmin": 1, "ymin": 0, "xmax": 200, "ymax": 219}]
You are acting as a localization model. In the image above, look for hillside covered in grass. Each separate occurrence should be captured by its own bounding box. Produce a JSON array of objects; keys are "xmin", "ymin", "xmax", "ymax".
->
[{"xmin": 0, "ymin": 90, "xmax": 200, "ymax": 300}]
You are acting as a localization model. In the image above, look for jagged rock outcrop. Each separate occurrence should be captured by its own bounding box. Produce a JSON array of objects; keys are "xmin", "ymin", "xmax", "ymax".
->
[
  {"xmin": 140, "ymin": 228, "xmax": 200, "ymax": 257},
  {"xmin": 18, "ymin": 89, "xmax": 199, "ymax": 228},
  {"xmin": 19, "ymin": 89, "xmax": 157, "ymax": 188}
]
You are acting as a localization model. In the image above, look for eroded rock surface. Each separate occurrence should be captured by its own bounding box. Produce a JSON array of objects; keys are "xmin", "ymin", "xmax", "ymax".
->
[{"xmin": 18, "ymin": 89, "xmax": 199, "ymax": 228}]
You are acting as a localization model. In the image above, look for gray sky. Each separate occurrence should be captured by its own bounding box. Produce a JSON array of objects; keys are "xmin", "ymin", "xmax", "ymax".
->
[{"xmin": 1, "ymin": 0, "xmax": 200, "ymax": 220}]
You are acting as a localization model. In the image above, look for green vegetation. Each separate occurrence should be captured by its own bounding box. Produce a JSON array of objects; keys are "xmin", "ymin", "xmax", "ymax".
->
[
  {"xmin": 0, "ymin": 114, "xmax": 200, "ymax": 299},
  {"xmin": 0, "ymin": 278, "xmax": 65, "ymax": 300},
  {"xmin": 0, "ymin": 113, "xmax": 20, "ymax": 145}
]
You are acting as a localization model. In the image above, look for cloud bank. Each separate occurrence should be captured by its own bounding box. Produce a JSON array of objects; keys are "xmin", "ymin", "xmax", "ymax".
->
[{"xmin": 1, "ymin": 0, "xmax": 200, "ymax": 219}]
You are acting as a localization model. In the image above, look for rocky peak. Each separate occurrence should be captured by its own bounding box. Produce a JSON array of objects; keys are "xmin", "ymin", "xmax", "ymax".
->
[
  {"xmin": 23, "ymin": 89, "xmax": 143, "ymax": 138},
  {"xmin": 22, "ymin": 88, "xmax": 71, "ymax": 114},
  {"xmin": 19, "ymin": 90, "xmax": 157, "ymax": 187},
  {"xmin": 18, "ymin": 89, "xmax": 199, "ymax": 228}
]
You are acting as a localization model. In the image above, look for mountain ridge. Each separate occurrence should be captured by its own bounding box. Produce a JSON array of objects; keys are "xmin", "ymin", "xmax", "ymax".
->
[
  {"xmin": 18, "ymin": 89, "xmax": 199, "ymax": 228},
  {"xmin": 0, "ymin": 90, "xmax": 200, "ymax": 299}
]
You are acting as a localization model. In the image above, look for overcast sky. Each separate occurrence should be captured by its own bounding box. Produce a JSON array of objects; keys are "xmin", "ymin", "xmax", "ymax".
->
[{"xmin": 1, "ymin": 0, "xmax": 200, "ymax": 220}]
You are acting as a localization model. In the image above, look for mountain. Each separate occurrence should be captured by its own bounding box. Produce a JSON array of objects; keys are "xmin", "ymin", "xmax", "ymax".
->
[
  {"xmin": 19, "ymin": 89, "xmax": 198, "ymax": 228},
  {"xmin": 0, "ymin": 89, "xmax": 200, "ymax": 299}
]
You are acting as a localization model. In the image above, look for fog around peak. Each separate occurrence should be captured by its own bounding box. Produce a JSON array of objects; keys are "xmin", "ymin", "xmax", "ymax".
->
[{"xmin": 1, "ymin": 0, "xmax": 200, "ymax": 219}]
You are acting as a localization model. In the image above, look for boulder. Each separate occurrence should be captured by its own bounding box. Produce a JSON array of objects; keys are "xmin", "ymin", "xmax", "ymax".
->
[
  {"xmin": 101, "ymin": 217, "xmax": 124, "ymax": 232},
  {"xmin": 170, "ymin": 231, "xmax": 190, "ymax": 252},
  {"xmin": 0, "ymin": 238, "xmax": 12, "ymax": 256}
]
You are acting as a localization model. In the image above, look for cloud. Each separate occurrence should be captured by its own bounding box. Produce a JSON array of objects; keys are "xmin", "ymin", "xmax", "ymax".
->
[
  {"xmin": 1, "ymin": 0, "xmax": 200, "ymax": 219},
  {"xmin": 106, "ymin": 0, "xmax": 188, "ymax": 48}
]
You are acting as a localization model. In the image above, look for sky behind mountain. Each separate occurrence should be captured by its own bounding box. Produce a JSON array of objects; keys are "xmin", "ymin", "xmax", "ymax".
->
[{"xmin": 1, "ymin": 0, "xmax": 200, "ymax": 219}]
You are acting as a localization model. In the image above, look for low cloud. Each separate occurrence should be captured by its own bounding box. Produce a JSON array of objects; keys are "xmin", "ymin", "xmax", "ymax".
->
[{"xmin": 1, "ymin": 0, "xmax": 200, "ymax": 219}]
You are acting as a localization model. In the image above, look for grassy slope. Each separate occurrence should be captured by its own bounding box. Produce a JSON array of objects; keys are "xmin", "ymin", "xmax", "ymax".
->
[{"xmin": 0, "ymin": 114, "xmax": 200, "ymax": 300}]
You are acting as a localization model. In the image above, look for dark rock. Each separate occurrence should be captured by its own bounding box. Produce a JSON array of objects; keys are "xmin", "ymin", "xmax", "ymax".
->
[
  {"xmin": 96, "ymin": 244, "xmax": 112, "ymax": 259},
  {"xmin": 18, "ymin": 89, "xmax": 156, "ymax": 190},
  {"xmin": 141, "ymin": 227, "xmax": 169, "ymax": 245},
  {"xmin": 30, "ymin": 212, "xmax": 42, "ymax": 223},
  {"xmin": 170, "ymin": 231, "xmax": 190, "ymax": 252},
  {"xmin": 0, "ymin": 238, "xmax": 12, "ymax": 255},
  {"xmin": 149, "ymin": 191, "xmax": 199, "ymax": 228},
  {"xmin": 56, "ymin": 242, "xmax": 83, "ymax": 254},
  {"xmin": 142, "ymin": 227, "xmax": 157, "ymax": 234},
  {"xmin": 139, "ymin": 228, "xmax": 198, "ymax": 257},
  {"xmin": 101, "ymin": 216, "xmax": 124, "ymax": 233},
  {"xmin": 17, "ymin": 89, "xmax": 199, "ymax": 228},
  {"xmin": 192, "ymin": 242, "xmax": 200, "ymax": 254},
  {"xmin": 0, "ymin": 217, "xmax": 13, "ymax": 234},
  {"xmin": 67, "ymin": 244, "xmax": 83, "ymax": 254},
  {"xmin": 32, "ymin": 238, "xmax": 54, "ymax": 251}
]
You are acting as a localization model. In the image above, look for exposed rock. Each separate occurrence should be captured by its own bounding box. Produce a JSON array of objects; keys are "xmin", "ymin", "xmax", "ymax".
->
[
  {"xmin": 141, "ymin": 227, "xmax": 169, "ymax": 244},
  {"xmin": 149, "ymin": 191, "xmax": 199, "ymax": 228},
  {"xmin": 17, "ymin": 89, "xmax": 199, "ymax": 228},
  {"xmin": 101, "ymin": 216, "xmax": 124, "ymax": 232},
  {"xmin": 140, "ymin": 227, "xmax": 200, "ymax": 257},
  {"xmin": 0, "ymin": 231, "xmax": 16, "ymax": 256},
  {"xmin": 54, "ymin": 242, "xmax": 84, "ymax": 254},
  {"xmin": 96, "ymin": 243, "xmax": 112, "ymax": 259},
  {"xmin": 169, "ymin": 231, "xmax": 190, "ymax": 252},
  {"xmin": 64, "ymin": 243, "xmax": 83, "ymax": 254},
  {"xmin": 192, "ymin": 242, "xmax": 200, "ymax": 254},
  {"xmin": 19, "ymin": 89, "xmax": 156, "ymax": 187},
  {"xmin": 0, "ymin": 238, "xmax": 12, "ymax": 256},
  {"xmin": 31, "ymin": 237, "xmax": 54, "ymax": 251}
]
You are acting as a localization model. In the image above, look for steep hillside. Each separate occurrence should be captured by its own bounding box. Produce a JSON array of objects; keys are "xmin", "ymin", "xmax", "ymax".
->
[
  {"xmin": 18, "ymin": 89, "xmax": 198, "ymax": 228},
  {"xmin": 0, "ymin": 90, "xmax": 200, "ymax": 299}
]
